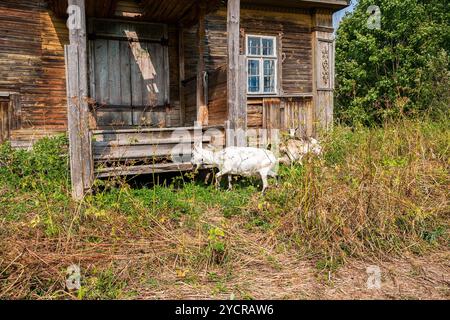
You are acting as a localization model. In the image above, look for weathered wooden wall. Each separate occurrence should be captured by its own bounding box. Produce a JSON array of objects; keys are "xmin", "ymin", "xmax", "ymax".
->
[
  {"xmin": 1, "ymin": 0, "xmax": 336, "ymax": 149},
  {"xmin": 183, "ymin": 5, "xmax": 315, "ymax": 131},
  {"xmin": 0, "ymin": 0, "xmax": 69, "ymax": 134},
  {"xmin": 207, "ymin": 65, "xmax": 227, "ymax": 125},
  {"xmin": 0, "ymin": 96, "xmax": 10, "ymax": 143},
  {"xmin": 312, "ymin": 9, "xmax": 335, "ymax": 133}
]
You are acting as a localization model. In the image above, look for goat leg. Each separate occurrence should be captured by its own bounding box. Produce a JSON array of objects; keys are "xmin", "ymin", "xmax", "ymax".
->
[
  {"xmin": 268, "ymin": 170, "xmax": 279, "ymax": 186},
  {"xmin": 215, "ymin": 172, "xmax": 223, "ymax": 189},
  {"xmin": 260, "ymin": 171, "xmax": 269, "ymax": 194},
  {"xmin": 204, "ymin": 172, "xmax": 211, "ymax": 185},
  {"xmin": 227, "ymin": 175, "xmax": 233, "ymax": 191}
]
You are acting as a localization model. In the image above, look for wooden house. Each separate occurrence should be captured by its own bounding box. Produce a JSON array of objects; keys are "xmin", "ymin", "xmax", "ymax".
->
[{"xmin": 0, "ymin": 0, "xmax": 349, "ymax": 198}]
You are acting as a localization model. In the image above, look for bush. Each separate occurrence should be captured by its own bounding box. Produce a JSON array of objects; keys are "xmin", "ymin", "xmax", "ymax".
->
[
  {"xmin": 335, "ymin": 0, "xmax": 450, "ymax": 125},
  {"xmin": 0, "ymin": 135, "xmax": 69, "ymax": 192}
]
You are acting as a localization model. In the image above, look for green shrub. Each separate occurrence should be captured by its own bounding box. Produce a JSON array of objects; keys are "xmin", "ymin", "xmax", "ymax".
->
[
  {"xmin": 0, "ymin": 135, "xmax": 69, "ymax": 192},
  {"xmin": 335, "ymin": 0, "xmax": 450, "ymax": 125}
]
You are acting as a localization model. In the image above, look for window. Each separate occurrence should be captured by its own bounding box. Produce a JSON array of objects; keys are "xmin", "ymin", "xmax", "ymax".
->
[{"xmin": 246, "ymin": 35, "xmax": 277, "ymax": 94}]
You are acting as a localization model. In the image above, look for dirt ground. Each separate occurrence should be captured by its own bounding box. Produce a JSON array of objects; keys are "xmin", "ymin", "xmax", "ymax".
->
[
  {"xmin": 132, "ymin": 250, "xmax": 449, "ymax": 300},
  {"xmin": 1, "ymin": 232, "xmax": 448, "ymax": 300}
]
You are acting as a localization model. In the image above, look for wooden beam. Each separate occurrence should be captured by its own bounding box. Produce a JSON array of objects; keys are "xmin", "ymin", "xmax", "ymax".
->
[
  {"xmin": 65, "ymin": 45, "xmax": 84, "ymax": 199},
  {"xmin": 10, "ymin": 93, "xmax": 21, "ymax": 130},
  {"xmin": 227, "ymin": 0, "xmax": 243, "ymax": 146},
  {"xmin": 66, "ymin": 0, "xmax": 93, "ymax": 199},
  {"xmin": 196, "ymin": 1, "xmax": 208, "ymax": 126},
  {"xmin": 178, "ymin": 25, "xmax": 186, "ymax": 126},
  {"xmin": 311, "ymin": 10, "xmax": 335, "ymax": 136},
  {"xmin": 236, "ymin": 54, "xmax": 247, "ymax": 146}
]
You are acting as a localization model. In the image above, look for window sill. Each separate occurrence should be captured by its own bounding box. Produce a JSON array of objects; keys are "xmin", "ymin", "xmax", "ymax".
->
[{"xmin": 247, "ymin": 93, "xmax": 314, "ymax": 98}]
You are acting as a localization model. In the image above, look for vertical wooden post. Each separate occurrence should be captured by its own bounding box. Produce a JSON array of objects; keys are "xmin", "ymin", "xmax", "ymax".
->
[
  {"xmin": 236, "ymin": 54, "xmax": 247, "ymax": 146},
  {"xmin": 178, "ymin": 25, "xmax": 186, "ymax": 126},
  {"xmin": 65, "ymin": 45, "xmax": 83, "ymax": 199},
  {"xmin": 193, "ymin": 121, "xmax": 203, "ymax": 149},
  {"xmin": 196, "ymin": 1, "xmax": 208, "ymax": 126},
  {"xmin": 227, "ymin": 0, "xmax": 246, "ymax": 147},
  {"xmin": 312, "ymin": 9, "xmax": 335, "ymax": 136},
  {"xmin": 66, "ymin": 0, "xmax": 93, "ymax": 200},
  {"xmin": 10, "ymin": 93, "xmax": 21, "ymax": 130}
]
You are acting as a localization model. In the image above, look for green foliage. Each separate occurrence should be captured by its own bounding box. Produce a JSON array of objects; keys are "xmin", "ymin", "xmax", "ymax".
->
[
  {"xmin": 77, "ymin": 268, "xmax": 128, "ymax": 300},
  {"xmin": 0, "ymin": 119, "xmax": 448, "ymax": 298},
  {"xmin": 335, "ymin": 0, "xmax": 450, "ymax": 125},
  {"xmin": 259, "ymin": 118, "xmax": 449, "ymax": 262},
  {"xmin": 0, "ymin": 135, "xmax": 69, "ymax": 192}
]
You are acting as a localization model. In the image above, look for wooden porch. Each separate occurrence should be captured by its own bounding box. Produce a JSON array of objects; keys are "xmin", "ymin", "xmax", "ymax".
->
[
  {"xmin": 92, "ymin": 125, "xmax": 225, "ymax": 178},
  {"xmin": 52, "ymin": 0, "xmax": 346, "ymax": 199},
  {"xmin": 59, "ymin": 0, "xmax": 247, "ymax": 199}
]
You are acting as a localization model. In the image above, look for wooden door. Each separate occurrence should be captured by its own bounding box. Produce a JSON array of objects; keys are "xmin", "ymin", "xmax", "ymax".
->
[
  {"xmin": 0, "ymin": 97, "xmax": 9, "ymax": 144},
  {"xmin": 89, "ymin": 20, "xmax": 170, "ymax": 127}
]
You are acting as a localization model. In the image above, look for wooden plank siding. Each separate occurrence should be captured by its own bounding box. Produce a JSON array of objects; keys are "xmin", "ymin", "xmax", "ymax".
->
[
  {"xmin": 0, "ymin": 0, "xmax": 189, "ymax": 144},
  {"xmin": 183, "ymin": 6, "xmax": 315, "ymax": 133},
  {"xmin": 0, "ymin": 97, "xmax": 9, "ymax": 143},
  {"xmin": 0, "ymin": 0, "xmax": 69, "ymax": 133},
  {"xmin": 1, "ymin": 0, "xmax": 339, "ymax": 160},
  {"xmin": 207, "ymin": 65, "xmax": 227, "ymax": 126}
]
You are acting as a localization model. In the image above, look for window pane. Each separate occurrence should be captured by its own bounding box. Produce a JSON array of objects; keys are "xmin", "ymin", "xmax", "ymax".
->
[
  {"xmin": 264, "ymin": 60, "xmax": 275, "ymax": 76},
  {"xmin": 263, "ymin": 59, "xmax": 275, "ymax": 92},
  {"xmin": 248, "ymin": 60, "xmax": 260, "ymax": 93},
  {"xmin": 248, "ymin": 59, "xmax": 260, "ymax": 76},
  {"xmin": 248, "ymin": 37, "xmax": 261, "ymax": 55},
  {"xmin": 249, "ymin": 76, "xmax": 260, "ymax": 93},
  {"xmin": 264, "ymin": 76, "xmax": 275, "ymax": 93},
  {"xmin": 262, "ymin": 38, "xmax": 274, "ymax": 56}
]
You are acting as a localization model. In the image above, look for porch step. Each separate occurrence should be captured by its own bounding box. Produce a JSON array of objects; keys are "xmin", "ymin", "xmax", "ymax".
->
[
  {"xmin": 92, "ymin": 136, "xmax": 213, "ymax": 148},
  {"xmin": 92, "ymin": 125, "xmax": 225, "ymax": 162},
  {"xmin": 95, "ymin": 163, "xmax": 213, "ymax": 178}
]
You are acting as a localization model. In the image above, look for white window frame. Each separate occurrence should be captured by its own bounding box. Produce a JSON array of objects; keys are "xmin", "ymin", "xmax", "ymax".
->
[{"xmin": 245, "ymin": 34, "xmax": 278, "ymax": 95}]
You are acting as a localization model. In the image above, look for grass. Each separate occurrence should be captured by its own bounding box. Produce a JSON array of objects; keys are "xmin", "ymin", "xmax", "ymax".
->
[{"xmin": 0, "ymin": 118, "xmax": 448, "ymax": 299}]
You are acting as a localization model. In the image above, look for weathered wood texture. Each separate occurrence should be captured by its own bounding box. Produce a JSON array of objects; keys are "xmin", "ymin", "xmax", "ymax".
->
[
  {"xmin": 50, "ymin": 0, "xmax": 223, "ymax": 27},
  {"xmin": 227, "ymin": 0, "xmax": 241, "ymax": 147},
  {"xmin": 65, "ymin": 44, "xmax": 85, "ymax": 198},
  {"xmin": 65, "ymin": 0, "xmax": 94, "ymax": 198},
  {"xmin": 182, "ymin": 6, "xmax": 315, "ymax": 130},
  {"xmin": 207, "ymin": 65, "xmax": 227, "ymax": 125},
  {"xmin": 178, "ymin": 27, "xmax": 186, "ymax": 125},
  {"xmin": 88, "ymin": 20, "xmax": 175, "ymax": 127},
  {"xmin": 184, "ymin": 7, "xmax": 313, "ymax": 94},
  {"xmin": 312, "ymin": 10, "xmax": 335, "ymax": 134},
  {"xmin": 247, "ymin": 96, "xmax": 313, "ymax": 137},
  {"xmin": 0, "ymin": 0, "xmax": 69, "ymax": 133},
  {"xmin": 183, "ymin": 77, "xmax": 197, "ymax": 126},
  {"xmin": 0, "ymin": 0, "xmax": 221, "ymax": 144},
  {"xmin": 196, "ymin": 1, "xmax": 208, "ymax": 125},
  {"xmin": 0, "ymin": 97, "xmax": 9, "ymax": 143},
  {"xmin": 92, "ymin": 125, "xmax": 225, "ymax": 171}
]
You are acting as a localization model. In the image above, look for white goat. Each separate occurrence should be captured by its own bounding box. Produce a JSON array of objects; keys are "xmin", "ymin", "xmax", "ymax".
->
[
  {"xmin": 279, "ymin": 137, "xmax": 322, "ymax": 165},
  {"xmin": 192, "ymin": 143, "xmax": 278, "ymax": 193}
]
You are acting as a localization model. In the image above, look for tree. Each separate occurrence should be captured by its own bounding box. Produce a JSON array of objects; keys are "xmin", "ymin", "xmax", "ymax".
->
[{"xmin": 335, "ymin": 0, "xmax": 450, "ymax": 125}]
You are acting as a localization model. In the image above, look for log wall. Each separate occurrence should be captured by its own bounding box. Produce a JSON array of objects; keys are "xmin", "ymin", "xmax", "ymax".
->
[
  {"xmin": 183, "ymin": 6, "xmax": 316, "ymax": 130},
  {"xmin": 0, "ymin": 0, "xmax": 69, "ymax": 132}
]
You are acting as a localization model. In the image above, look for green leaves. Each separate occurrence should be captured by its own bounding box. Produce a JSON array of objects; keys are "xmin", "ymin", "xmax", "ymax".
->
[{"xmin": 335, "ymin": 0, "xmax": 450, "ymax": 125}]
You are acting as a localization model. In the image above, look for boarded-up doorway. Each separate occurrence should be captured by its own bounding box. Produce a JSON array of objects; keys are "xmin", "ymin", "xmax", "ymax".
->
[
  {"xmin": 88, "ymin": 19, "xmax": 170, "ymax": 127},
  {"xmin": 0, "ymin": 96, "xmax": 10, "ymax": 144}
]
